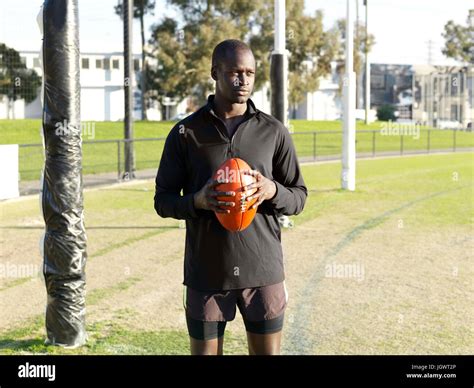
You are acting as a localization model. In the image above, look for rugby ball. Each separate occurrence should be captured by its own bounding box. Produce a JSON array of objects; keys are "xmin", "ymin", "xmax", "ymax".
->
[{"xmin": 212, "ymin": 158, "xmax": 258, "ymax": 232}]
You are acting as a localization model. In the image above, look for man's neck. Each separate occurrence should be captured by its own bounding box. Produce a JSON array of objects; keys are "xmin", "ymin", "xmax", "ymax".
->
[{"xmin": 213, "ymin": 94, "xmax": 248, "ymax": 120}]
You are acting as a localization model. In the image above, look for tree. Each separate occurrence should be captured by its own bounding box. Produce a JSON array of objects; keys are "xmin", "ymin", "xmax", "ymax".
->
[
  {"xmin": 148, "ymin": 0, "xmax": 270, "ymax": 114},
  {"xmin": 442, "ymin": 9, "xmax": 474, "ymax": 64},
  {"xmin": 334, "ymin": 19, "xmax": 375, "ymax": 99},
  {"xmin": 115, "ymin": 0, "xmax": 156, "ymax": 120},
  {"xmin": 286, "ymin": 2, "xmax": 340, "ymax": 114},
  {"xmin": 148, "ymin": 0, "xmax": 339, "ymax": 115},
  {"xmin": 0, "ymin": 43, "xmax": 41, "ymax": 118}
]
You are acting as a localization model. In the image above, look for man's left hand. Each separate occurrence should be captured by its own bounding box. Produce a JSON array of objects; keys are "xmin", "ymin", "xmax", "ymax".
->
[{"xmin": 241, "ymin": 169, "xmax": 277, "ymax": 209}]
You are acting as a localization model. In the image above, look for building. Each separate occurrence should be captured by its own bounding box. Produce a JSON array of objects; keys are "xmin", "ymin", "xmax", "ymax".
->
[
  {"xmin": 292, "ymin": 62, "xmax": 343, "ymax": 121},
  {"xmin": 367, "ymin": 63, "xmax": 473, "ymax": 128},
  {"xmin": 369, "ymin": 64, "xmax": 413, "ymax": 120},
  {"xmin": 4, "ymin": 50, "xmax": 471, "ymax": 128},
  {"xmin": 413, "ymin": 65, "xmax": 473, "ymax": 128},
  {"xmin": 0, "ymin": 50, "xmax": 159, "ymax": 121}
]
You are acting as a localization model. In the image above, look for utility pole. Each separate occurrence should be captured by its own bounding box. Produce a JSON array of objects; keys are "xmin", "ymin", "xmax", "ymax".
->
[
  {"xmin": 364, "ymin": 0, "xmax": 370, "ymax": 124},
  {"xmin": 426, "ymin": 40, "xmax": 434, "ymax": 65},
  {"xmin": 456, "ymin": 70, "xmax": 461, "ymax": 126},
  {"xmin": 355, "ymin": 0, "xmax": 360, "ymax": 109},
  {"xmin": 123, "ymin": 0, "xmax": 135, "ymax": 179},
  {"xmin": 342, "ymin": 0, "xmax": 356, "ymax": 191}
]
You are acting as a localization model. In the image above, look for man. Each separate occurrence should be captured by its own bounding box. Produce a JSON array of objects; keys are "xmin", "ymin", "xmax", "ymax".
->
[{"xmin": 154, "ymin": 39, "xmax": 307, "ymax": 355}]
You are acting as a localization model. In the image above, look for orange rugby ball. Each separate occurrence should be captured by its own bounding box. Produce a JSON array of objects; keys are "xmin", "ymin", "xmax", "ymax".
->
[{"xmin": 212, "ymin": 158, "xmax": 258, "ymax": 232}]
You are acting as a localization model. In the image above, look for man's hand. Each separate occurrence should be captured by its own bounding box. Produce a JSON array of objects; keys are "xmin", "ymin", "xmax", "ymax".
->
[
  {"xmin": 193, "ymin": 178, "xmax": 236, "ymax": 213},
  {"xmin": 241, "ymin": 169, "xmax": 277, "ymax": 209}
]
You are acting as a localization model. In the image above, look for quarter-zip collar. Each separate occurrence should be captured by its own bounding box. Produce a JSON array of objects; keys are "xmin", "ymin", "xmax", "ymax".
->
[
  {"xmin": 204, "ymin": 94, "xmax": 257, "ymax": 145},
  {"xmin": 205, "ymin": 94, "xmax": 258, "ymax": 120}
]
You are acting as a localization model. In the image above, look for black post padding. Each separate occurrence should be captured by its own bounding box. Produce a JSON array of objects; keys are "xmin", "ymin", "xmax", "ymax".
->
[
  {"xmin": 42, "ymin": 0, "xmax": 87, "ymax": 347},
  {"xmin": 270, "ymin": 53, "xmax": 285, "ymax": 125}
]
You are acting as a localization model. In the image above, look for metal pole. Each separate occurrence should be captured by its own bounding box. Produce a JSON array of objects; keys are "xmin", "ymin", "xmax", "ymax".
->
[
  {"xmin": 271, "ymin": 2, "xmax": 291, "ymax": 226},
  {"xmin": 429, "ymin": 74, "xmax": 433, "ymax": 127},
  {"xmin": 456, "ymin": 71, "xmax": 461, "ymax": 126},
  {"xmin": 123, "ymin": 0, "xmax": 135, "ymax": 179},
  {"xmin": 372, "ymin": 130, "xmax": 375, "ymax": 156},
  {"xmin": 355, "ymin": 0, "xmax": 360, "ymax": 109},
  {"xmin": 462, "ymin": 70, "xmax": 468, "ymax": 128},
  {"xmin": 453, "ymin": 129, "xmax": 456, "ymax": 152},
  {"xmin": 270, "ymin": 0, "xmax": 288, "ymax": 128},
  {"xmin": 117, "ymin": 140, "xmax": 121, "ymax": 180},
  {"xmin": 342, "ymin": 0, "xmax": 356, "ymax": 191},
  {"xmin": 313, "ymin": 132, "xmax": 316, "ymax": 161},
  {"xmin": 427, "ymin": 129, "xmax": 430, "ymax": 153},
  {"xmin": 439, "ymin": 75, "xmax": 443, "ymax": 124},
  {"xmin": 364, "ymin": 0, "xmax": 370, "ymax": 124}
]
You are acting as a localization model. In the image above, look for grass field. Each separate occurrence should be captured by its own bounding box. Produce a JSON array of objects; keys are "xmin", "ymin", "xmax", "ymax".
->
[
  {"xmin": 0, "ymin": 152, "xmax": 472, "ymax": 355},
  {"xmin": 0, "ymin": 119, "xmax": 472, "ymax": 181}
]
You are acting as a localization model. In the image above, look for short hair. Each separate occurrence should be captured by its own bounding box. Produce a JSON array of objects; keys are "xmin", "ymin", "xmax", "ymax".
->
[{"xmin": 211, "ymin": 39, "xmax": 253, "ymax": 69}]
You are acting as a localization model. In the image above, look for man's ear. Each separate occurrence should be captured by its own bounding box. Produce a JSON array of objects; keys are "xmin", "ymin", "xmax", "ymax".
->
[{"xmin": 211, "ymin": 65, "xmax": 218, "ymax": 81}]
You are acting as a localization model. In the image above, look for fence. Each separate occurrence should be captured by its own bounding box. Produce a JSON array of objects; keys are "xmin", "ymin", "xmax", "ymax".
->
[
  {"xmin": 17, "ymin": 129, "xmax": 473, "ymax": 183},
  {"xmin": 19, "ymin": 137, "xmax": 166, "ymax": 182},
  {"xmin": 291, "ymin": 128, "xmax": 473, "ymax": 162}
]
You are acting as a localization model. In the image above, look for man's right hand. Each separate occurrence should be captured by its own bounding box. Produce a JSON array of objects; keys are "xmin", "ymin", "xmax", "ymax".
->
[{"xmin": 193, "ymin": 178, "xmax": 236, "ymax": 213}]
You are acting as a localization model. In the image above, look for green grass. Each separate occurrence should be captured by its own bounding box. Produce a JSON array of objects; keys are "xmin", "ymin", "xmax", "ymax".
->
[
  {"xmin": 89, "ymin": 228, "xmax": 173, "ymax": 260},
  {"xmin": 0, "ymin": 152, "xmax": 472, "ymax": 355},
  {"xmin": 0, "ymin": 119, "xmax": 174, "ymax": 144},
  {"xmin": 87, "ymin": 277, "xmax": 142, "ymax": 305},
  {"xmin": 1, "ymin": 119, "xmax": 472, "ymax": 181},
  {"xmin": 0, "ymin": 119, "xmax": 393, "ymax": 144},
  {"xmin": 0, "ymin": 266, "xmax": 245, "ymax": 355},
  {"xmin": 0, "ymin": 277, "xmax": 32, "ymax": 292},
  {"xmin": 0, "ymin": 305, "xmax": 247, "ymax": 355},
  {"xmin": 0, "ymin": 321, "xmax": 247, "ymax": 355},
  {"xmin": 296, "ymin": 152, "xmax": 473, "ymax": 228},
  {"xmin": 0, "ymin": 310, "xmax": 247, "ymax": 355},
  {"xmin": 0, "ymin": 119, "xmax": 174, "ymax": 180}
]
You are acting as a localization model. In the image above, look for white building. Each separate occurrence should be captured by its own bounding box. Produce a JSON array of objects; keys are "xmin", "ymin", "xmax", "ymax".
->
[
  {"xmin": 3, "ymin": 53, "xmax": 373, "ymax": 122},
  {"xmin": 0, "ymin": 50, "xmax": 161, "ymax": 121},
  {"xmin": 292, "ymin": 63, "xmax": 343, "ymax": 120},
  {"xmin": 290, "ymin": 61, "xmax": 376, "ymax": 122}
]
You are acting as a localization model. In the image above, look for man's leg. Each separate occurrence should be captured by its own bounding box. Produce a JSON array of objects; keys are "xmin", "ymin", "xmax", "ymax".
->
[
  {"xmin": 184, "ymin": 285, "xmax": 235, "ymax": 355},
  {"xmin": 243, "ymin": 314, "xmax": 285, "ymax": 355},
  {"xmin": 238, "ymin": 282, "xmax": 288, "ymax": 356},
  {"xmin": 190, "ymin": 335, "xmax": 225, "ymax": 355},
  {"xmin": 246, "ymin": 330, "xmax": 282, "ymax": 355},
  {"xmin": 186, "ymin": 316, "xmax": 227, "ymax": 355}
]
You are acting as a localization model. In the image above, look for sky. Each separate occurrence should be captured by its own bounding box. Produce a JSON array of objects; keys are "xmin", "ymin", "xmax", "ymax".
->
[{"xmin": 0, "ymin": 0, "xmax": 471, "ymax": 66}]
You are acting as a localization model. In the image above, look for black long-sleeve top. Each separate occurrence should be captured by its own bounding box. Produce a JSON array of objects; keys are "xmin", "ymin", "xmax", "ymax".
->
[{"xmin": 154, "ymin": 95, "xmax": 307, "ymax": 291}]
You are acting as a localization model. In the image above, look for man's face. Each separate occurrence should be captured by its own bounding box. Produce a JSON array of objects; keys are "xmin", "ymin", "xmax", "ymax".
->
[{"xmin": 213, "ymin": 49, "xmax": 256, "ymax": 104}]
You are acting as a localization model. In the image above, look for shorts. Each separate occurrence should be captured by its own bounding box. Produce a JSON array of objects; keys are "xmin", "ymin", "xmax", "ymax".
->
[{"xmin": 183, "ymin": 281, "xmax": 288, "ymax": 340}]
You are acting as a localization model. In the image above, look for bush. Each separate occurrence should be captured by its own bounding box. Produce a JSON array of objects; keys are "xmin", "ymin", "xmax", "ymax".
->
[{"xmin": 376, "ymin": 105, "xmax": 397, "ymax": 122}]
